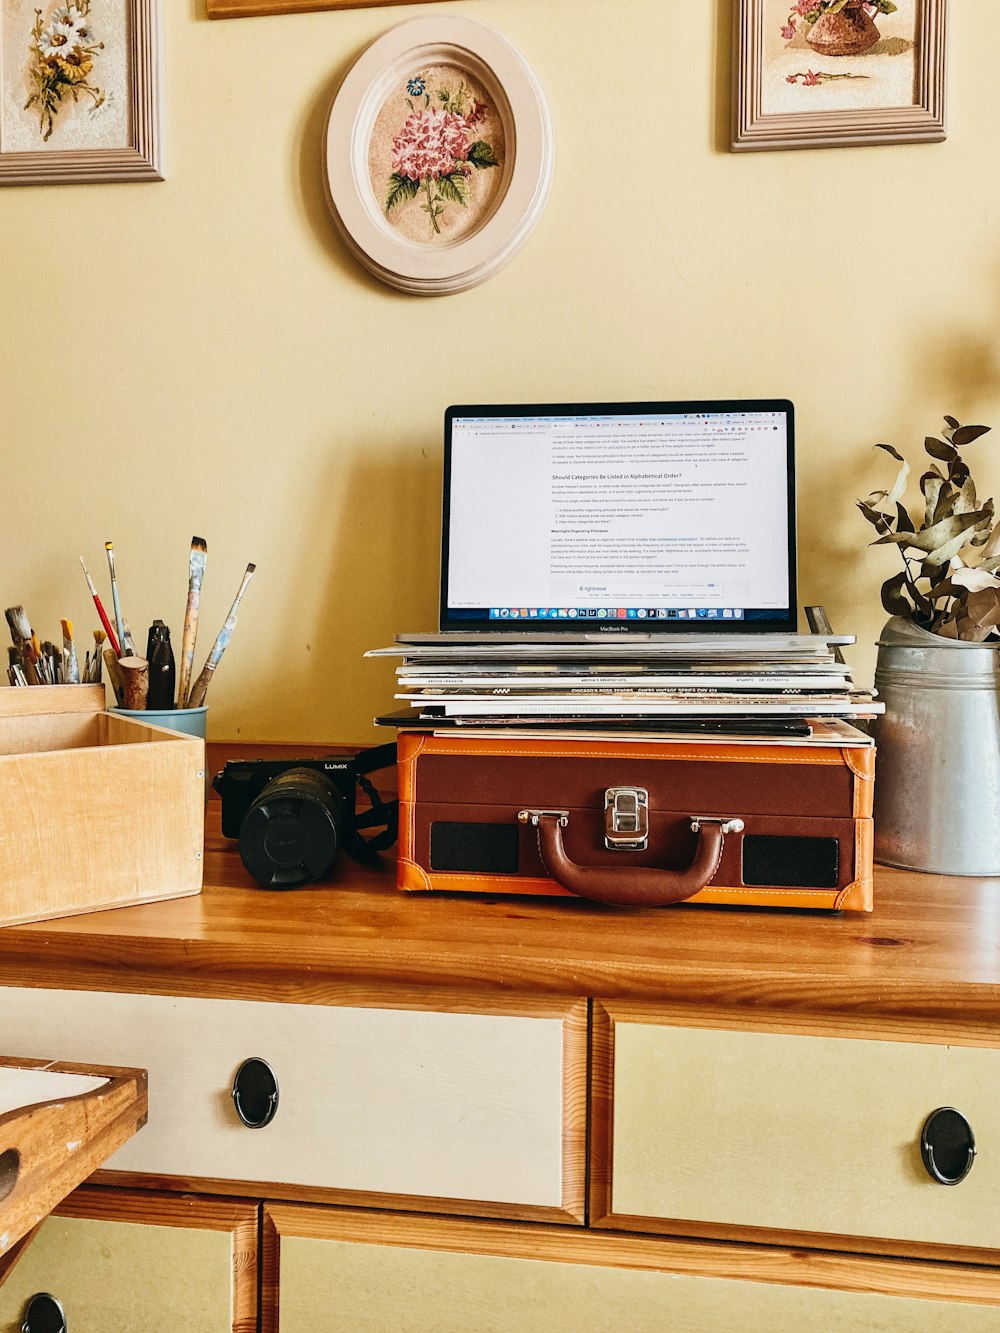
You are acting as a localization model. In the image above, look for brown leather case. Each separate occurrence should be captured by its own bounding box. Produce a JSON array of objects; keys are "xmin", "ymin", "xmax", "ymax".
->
[{"xmin": 397, "ymin": 732, "xmax": 874, "ymax": 911}]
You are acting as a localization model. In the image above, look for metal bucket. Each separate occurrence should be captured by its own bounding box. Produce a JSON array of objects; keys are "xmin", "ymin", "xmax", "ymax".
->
[{"xmin": 873, "ymin": 616, "xmax": 1000, "ymax": 875}]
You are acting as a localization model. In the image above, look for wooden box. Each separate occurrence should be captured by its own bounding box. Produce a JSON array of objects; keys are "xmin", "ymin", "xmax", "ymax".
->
[{"xmin": 0, "ymin": 685, "xmax": 204, "ymax": 927}]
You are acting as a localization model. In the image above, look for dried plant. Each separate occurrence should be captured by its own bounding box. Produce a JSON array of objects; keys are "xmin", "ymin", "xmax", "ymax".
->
[{"xmin": 858, "ymin": 416, "xmax": 1000, "ymax": 642}]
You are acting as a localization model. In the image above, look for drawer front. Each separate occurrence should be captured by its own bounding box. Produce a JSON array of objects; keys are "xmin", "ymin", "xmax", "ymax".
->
[
  {"xmin": 1, "ymin": 987, "xmax": 581, "ymax": 1214},
  {"xmin": 0, "ymin": 1188, "xmax": 255, "ymax": 1333},
  {"xmin": 265, "ymin": 1205, "xmax": 1000, "ymax": 1333},
  {"xmin": 605, "ymin": 1018, "xmax": 1000, "ymax": 1251}
]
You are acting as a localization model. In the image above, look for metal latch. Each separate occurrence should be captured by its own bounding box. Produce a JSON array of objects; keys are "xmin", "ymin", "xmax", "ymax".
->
[
  {"xmin": 605, "ymin": 786, "xmax": 648, "ymax": 850},
  {"xmin": 690, "ymin": 815, "xmax": 745, "ymax": 835},
  {"xmin": 518, "ymin": 809, "xmax": 569, "ymax": 827}
]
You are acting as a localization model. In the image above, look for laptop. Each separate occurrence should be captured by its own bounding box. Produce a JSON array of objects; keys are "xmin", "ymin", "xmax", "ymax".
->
[{"xmin": 398, "ymin": 399, "xmax": 807, "ymax": 645}]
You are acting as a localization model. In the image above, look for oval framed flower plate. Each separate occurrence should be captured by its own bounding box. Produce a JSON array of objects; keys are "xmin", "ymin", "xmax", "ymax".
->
[{"xmin": 324, "ymin": 17, "xmax": 553, "ymax": 296}]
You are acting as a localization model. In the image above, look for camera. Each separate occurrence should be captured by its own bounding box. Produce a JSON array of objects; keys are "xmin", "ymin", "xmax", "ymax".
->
[{"xmin": 213, "ymin": 743, "xmax": 398, "ymax": 889}]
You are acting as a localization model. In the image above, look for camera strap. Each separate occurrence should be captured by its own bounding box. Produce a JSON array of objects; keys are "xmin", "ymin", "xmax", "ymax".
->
[{"xmin": 342, "ymin": 742, "xmax": 399, "ymax": 859}]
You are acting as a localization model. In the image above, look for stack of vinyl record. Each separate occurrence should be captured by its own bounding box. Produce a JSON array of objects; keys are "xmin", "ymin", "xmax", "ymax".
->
[{"xmin": 366, "ymin": 635, "xmax": 883, "ymax": 742}]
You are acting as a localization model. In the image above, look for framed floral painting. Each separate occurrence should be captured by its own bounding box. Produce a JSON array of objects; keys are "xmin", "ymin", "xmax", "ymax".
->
[
  {"xmin": 324, "ymin": 16, "xmax": 554, "ymax": 296},
  {"xmin": 0, "ymin": 0, "xmax": 163, "ymax": 184},
  {"xmin": 732, "ymin": 0, "xmax": 948, "ymax": 150}
]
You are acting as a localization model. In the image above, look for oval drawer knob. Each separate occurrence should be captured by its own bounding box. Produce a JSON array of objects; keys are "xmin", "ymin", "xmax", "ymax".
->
[
  {"xmin": 231, "ymin": 1056, "xmax": 279, "ymax": 1129},
  {"xmin": 21, "ymin": 1292, "xmax": 67, "ymax": 1333},
  {"xmin": 920, "ymin": 1106, "xmax": 976, "ymax": 1185}
]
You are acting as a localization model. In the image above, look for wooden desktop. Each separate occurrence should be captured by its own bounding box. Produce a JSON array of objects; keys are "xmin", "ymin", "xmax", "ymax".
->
[{"xmin": 0, "ymin": 753, "xmax": 998, "ymax": 1329}]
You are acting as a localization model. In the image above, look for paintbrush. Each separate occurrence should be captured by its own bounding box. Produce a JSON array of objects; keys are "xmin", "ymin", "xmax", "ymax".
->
[
  {"xmin": 91, "ymin": 629, "xmax": 106, "ymax": 683},
  {"xmin": 176, "ymin": 537, "xmax": 207, "ymax": 709},
  {"xmin": 104, "ymin": 541, "xmax": 135, "ymax": 655},
  {"xmin": 60, "ymin": 619, "xmax": 80, "ymax": 684},
  {"xmin": 80, "ymin": 556, "xmax": 121, "ymax": 657},
  {"xmin": 5, "ymin": 606, "xmax": 40, "ymax": 685},
  {"xmin": 186, "ymin": 563, "xmax": 255, "ymax": 709}
]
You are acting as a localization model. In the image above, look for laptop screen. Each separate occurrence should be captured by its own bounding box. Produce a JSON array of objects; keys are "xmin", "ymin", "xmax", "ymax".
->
[{"xmin": 440, "ymin": 400, "xmax": 797, "ymax": 634}]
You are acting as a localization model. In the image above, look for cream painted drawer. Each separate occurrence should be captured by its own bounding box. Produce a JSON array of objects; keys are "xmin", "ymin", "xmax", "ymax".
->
[
  {"xmin": 595, "ymin": 1011, "xmax": 1000, "ymax": 1253},
  {"xmin": 264, "ymin": 1204, "xmax": 1000, "ymax": 1332},
  {"xmin": 1, "ymin": 987, "xmax": 585, "ymax": 1218},
  {"xmin": 0, "ymin": 1187, "xmax": 256, "ymax": 1333}
]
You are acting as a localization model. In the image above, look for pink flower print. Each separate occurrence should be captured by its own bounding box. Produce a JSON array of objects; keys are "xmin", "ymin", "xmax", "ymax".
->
[
  {"xmin": 781, "ymin": 22, "xmax": 796, "ymax": 39},
  {"xmin": 794, "ymin": 0, "xmax": 814, "ymax": 12},
  {"xmin": 786, "ymin": 73, "xmax": 800, "ymax": 83},
  {"xmin": 391, "ymin": 108, "xmax": 471, "ymax": 182},
  {"xmin": 802, "ymin": 69, "xmax": 821, "ymax": 85}
]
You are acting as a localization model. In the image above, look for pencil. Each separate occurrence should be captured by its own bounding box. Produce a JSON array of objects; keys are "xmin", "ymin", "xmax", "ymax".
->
[
  {"xmin": 186, "ymin": 563, "xmax": 255, "ymax": 709},
  {"xmin": 177, "ymin": 537, "xmax": 207, "ymax": 709}
]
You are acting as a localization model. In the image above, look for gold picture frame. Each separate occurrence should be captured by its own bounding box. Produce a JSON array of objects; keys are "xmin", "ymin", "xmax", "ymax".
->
[
  {"xmin": 732, "ymin": 0, "xmax": 948, "ymax": 151},
  {"xmin": 0, "ymin": 0, "xmax": 163, "ymax": 185},
  {"xmin": 207, "ymin": 0, "xmax": 456, "ymax": 18}
]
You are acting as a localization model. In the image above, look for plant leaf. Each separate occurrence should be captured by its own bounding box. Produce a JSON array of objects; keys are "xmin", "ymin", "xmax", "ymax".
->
[
  {"xmin": 932, "ymin": 482, "xmax": 957, "ymax": 525},
  {"xmin": 467, "ymin": 140, "xmax": 499, "ymax": 170},
  {"xmin": 875, "ymin": 442, "xmax": 905, "ymax": 463},
  {"xmin": 385, "ymin": 172, "xmax": 419, "ymax": 212},
  {"xmin": 880, "ymin": 570, "xmax": 911, "ymax": 616},
  {"xmin": 950, "ymin": 567, "xmax": 1000, "ymax": 592},
  {"xmin": 896, "ymin": 502, "xmax": 914, "ymax": 533},
  {"xmin": 885, "ymin": 458, "xmax": 910, "ymax": 509},
  {"xmin": 873, "ymin": 506, "xmax": 992, "ymax": 554},
  {"xmin": 922, "ymin": 475, "xmax": 944, "ymax": 525},
  {"xmin": 924, "ymin": 529, "xmax": 981, "ymax": 568},
  {"xmin": 954, "ymin": 475, "xmax": 979, "ymax": 514},
  {"xmin": 981, "ymin": 523, "xmax": 1000, "ymax": 562},
  {"xmin": 944, "ymin": 415, "xmax": 960, "ymax": 429},
  {"xmin": 436, "ymin": 172, "xmax": 468, "ymax": 206},
  {"xmin": 953, "ymin": 424, "xmax": 991, "ymax": 447},
  {"xmin": 857, "ymin": 501, "xmax": 892, "ymax": 534},
  {"xmin": 924, "ymin": 436, "xmax": 957, "ymax": 463}
]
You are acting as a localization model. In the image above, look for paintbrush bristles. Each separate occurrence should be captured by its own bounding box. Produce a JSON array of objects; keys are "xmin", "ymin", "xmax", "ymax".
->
[
  {"xmin": 177, "ymin": 536, "xmax": 208, "ymax": 709},
  {"xmin": 5, "ymin": 605, "xmax": 31, "ymax": 644},
  {"xmin": 61, "ymin": 618, "xmax": 80, "ymax": 684}
]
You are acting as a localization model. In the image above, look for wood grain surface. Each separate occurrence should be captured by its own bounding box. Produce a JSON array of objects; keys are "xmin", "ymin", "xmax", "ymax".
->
[
  {"xmin": 0, "ymin": 744, "xmax": 996, "ymax": 1026},
  {"xmin": 0, "ymin": 1059, "xmax": 147, "ymax": 1260}
]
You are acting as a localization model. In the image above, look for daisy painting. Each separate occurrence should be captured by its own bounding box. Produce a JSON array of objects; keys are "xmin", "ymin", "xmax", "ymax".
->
[
  {"xmin": 1, "ymin": 0, "xmax": 135, "ymax": 161},
  {"xmin": 25, "ymin": 2, "xmax": 105, "ymax": 140}
]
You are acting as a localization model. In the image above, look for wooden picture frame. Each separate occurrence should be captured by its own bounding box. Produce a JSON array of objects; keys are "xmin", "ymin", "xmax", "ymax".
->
[
  {"xmin": 207, "ymin": 0, "xmax": 455, "ymax": 17},
  {"xmin": 324, "ymin": 16, "xmax": 553, "ymax": 296},
  {"xmin": 0, "ymin": 0, "xmax": 163, "ymax": 185},
  {"xmin": 732, "ymin": 0, "xmax": 948, "ymax": 151}
]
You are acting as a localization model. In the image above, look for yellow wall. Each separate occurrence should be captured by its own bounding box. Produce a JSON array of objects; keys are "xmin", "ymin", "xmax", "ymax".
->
[{"xmin": 3, "ymin": 0, "xmax": 999, "ymax": 742}]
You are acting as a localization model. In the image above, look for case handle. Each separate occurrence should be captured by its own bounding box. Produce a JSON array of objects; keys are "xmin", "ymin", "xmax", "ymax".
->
[{"xmin": 518, "ymin": 811, "xmax": 742, "ymax": 907}]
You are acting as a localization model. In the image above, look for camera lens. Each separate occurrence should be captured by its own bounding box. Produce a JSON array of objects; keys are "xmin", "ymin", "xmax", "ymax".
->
[{"xmin": 238, "ymin": 767, "xmax": 346, "ymax": 888}]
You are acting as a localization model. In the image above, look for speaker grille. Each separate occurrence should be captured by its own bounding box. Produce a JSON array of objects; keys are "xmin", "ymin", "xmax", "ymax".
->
[
  {"xmin": 742, "ymin": 834, "xmax": 839, "ymax": 888},
  {"xmin": 430, "ymin": 821, "xmax": 520, "ymax": 874}
]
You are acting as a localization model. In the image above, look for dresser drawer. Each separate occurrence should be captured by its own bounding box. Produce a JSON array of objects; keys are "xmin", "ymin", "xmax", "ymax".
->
[
  {"xmin": 1, "ymin": 987, "xmax": 585, "ymax": 1220},
  {"xmin": 264, "ymin": 1204, "xmax": 1000, "ymax": 1332},
  {"xmin": 0, "ymin": 1187, "xmax": 255, "ymax": 1333},
  {"xmin": 594, "ymin": 1010, "xmax": 1000, "ymax": 1255}
]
